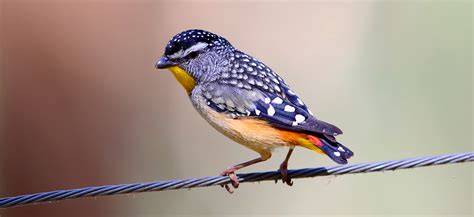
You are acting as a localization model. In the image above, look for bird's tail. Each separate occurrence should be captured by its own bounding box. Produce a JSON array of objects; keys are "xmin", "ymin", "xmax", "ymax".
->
[{"xmin": 307, "ymin": 135, "xmax": 354, "ymax": 164}]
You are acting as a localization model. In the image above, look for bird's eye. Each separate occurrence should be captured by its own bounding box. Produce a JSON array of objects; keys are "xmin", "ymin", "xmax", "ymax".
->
[{"xmin": 188, "ymin": 51, "xmax": 199, "ymax": 59}]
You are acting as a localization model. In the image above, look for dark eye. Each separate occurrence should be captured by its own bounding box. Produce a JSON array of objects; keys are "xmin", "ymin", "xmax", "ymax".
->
[{"xmin": 188, "ymin": 51, "xmax": 199, "ymax": 59}]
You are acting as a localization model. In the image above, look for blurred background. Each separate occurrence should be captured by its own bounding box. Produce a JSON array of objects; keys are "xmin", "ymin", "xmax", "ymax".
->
[{"xmin": 0, "ymin": 0, "xmax": 472, "ymax": 216}]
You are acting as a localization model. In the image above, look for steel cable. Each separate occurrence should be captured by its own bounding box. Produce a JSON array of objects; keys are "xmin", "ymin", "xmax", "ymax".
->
[{"xmin": 1, "ymin": 152, "xmax": 472, "ymax": 208}]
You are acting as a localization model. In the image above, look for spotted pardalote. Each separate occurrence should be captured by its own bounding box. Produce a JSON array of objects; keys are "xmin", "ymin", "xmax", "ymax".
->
[{"xmin": 155, "ymin": 29, "xmax": 353, "ymax": 192}]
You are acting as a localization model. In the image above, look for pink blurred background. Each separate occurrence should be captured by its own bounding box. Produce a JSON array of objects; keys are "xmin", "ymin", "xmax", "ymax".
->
[{"xmin": 1, "ymin": 1, "xmax": 472, "ymax": 217}]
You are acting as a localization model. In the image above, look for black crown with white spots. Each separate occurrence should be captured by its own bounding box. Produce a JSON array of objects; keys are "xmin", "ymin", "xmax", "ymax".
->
[{"xmin": 165, "ymin": 29, "xmax": 232, "ymax": 57}]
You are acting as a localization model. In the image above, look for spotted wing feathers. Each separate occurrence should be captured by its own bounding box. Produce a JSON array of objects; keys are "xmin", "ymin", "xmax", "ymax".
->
[
  {"xmin": 203, "ymin": 84, "xmax": 263, "ymax": 118},
  {"xmin": 251, "ymin": 94, "xmax": 343, "ymax": 136},
  {"xmin": 202, "ymin": 50, "xmax": 343, "ymax": 136},
  {"xmin": 202, "ymin": 83, "xmax": 342, "ymax": 136}
]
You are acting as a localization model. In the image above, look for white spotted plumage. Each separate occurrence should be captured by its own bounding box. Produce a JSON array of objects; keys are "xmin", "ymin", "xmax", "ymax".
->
[
  {"xmin": 295, "ymin": 114, "xmax": 305, "ymax": 123},
  {"xmin": 267, "ymin": 105, "xmax": 275, "ymax": 116},
  {"xmin": 255, "ymin": 109, "xmax": 261, "ymax": 115},
  {"xmin": 284, "ymin": 105, "xmax": 295, "ymax": 112},
  {"xmin": 296, "ymin": 98, "xmax": 304, "ymax": 105},
  {"xmin": 272, "ymin": 97, "xmax": 283, "ymax": 104}
]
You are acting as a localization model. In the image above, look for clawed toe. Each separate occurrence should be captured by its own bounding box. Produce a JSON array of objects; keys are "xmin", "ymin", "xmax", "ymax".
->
[
  {"xmin": 282, "ymin": 176, "xmax": 293, "ymax": 186},
  {"xmin": 221, "ymin": 170, "xmax": 240, "ymax": 193},
  {"xmin": 219, "ymin": 157, "xmax": 268, "ymax": 193},
  {"xmin": 279, "ymin": 163, "xmax": 293, "ymax": 186}
]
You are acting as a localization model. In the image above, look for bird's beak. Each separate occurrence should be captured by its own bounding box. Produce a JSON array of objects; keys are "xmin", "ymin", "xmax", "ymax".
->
[{"xmin": 155, "ymin": 56, "xmax": 177, "ymax": 69}]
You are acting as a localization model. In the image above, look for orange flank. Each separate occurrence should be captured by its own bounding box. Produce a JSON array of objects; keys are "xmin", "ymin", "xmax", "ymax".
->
[
  {"xmin": 277, "ymin": 129, "xmax": 309, "ymax": 145},
  {"xmin": 277, "ymin": 130, "xmax": 326, "ymax": 155},
  {"xmin": 205, "ymin": 108, "xmax": 326, "ymax": 158}
]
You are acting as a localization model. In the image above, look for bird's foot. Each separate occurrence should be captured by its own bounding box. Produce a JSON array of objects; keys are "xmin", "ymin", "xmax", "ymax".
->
[
  {"xmin": 278, "ymin": 161, "xmax": 293, "ymax": 186},
  {"xmin": 220, "ymin": 169, "xmax": 240, "ymax": 193}
]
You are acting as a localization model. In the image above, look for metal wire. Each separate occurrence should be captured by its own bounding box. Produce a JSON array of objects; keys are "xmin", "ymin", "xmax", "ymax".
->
[{"xmin": 1, "ymin": 152, "xmax": 472, "ymax": 208}]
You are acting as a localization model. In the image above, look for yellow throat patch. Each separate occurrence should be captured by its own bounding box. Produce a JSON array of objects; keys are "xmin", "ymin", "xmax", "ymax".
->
[{"xmin": 167, "ymin": 66, "xmax": 196, "ymax": 94}]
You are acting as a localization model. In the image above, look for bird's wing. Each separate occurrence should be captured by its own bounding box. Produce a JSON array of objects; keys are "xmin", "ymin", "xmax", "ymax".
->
[{"xmin": 202, "ymin": 82, "xmax": 343, "ymax": 136}]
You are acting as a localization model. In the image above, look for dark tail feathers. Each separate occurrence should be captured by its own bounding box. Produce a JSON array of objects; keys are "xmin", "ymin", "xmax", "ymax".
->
[{"xmin": 309, "ymin": 135, "xmax": 354, "ymax": 164}]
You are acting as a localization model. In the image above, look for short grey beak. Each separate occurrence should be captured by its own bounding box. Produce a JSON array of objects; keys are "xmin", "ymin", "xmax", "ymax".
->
[{"xmin": 155, "ymin": 56, "xmax": 177, "ymax": 69}]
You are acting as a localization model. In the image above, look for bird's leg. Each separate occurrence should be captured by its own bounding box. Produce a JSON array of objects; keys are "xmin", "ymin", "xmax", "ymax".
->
[
  {"xmin": 279, "ymin": 147, "xmax": 294, "ymax": 186},
  {"xmin": 220, "ymin": 157, "xmax": 267, "ymax": 193}
]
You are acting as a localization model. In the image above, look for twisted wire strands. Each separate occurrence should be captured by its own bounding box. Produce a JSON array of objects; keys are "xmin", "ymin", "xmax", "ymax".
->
[{"xmin": 1, "ymin": 152, "xmax": 472, "ymax": 208}]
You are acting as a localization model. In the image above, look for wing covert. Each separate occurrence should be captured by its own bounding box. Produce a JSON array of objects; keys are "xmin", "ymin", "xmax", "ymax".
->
[{"xmin": 201, "ymin": 83, "xmax": 343, "ymax": 136}]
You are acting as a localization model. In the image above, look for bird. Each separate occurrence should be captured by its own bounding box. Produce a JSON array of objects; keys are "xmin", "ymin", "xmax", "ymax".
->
[{"xmin": 155, "ymin": 29, "xmax": 353, "ymax": 192}]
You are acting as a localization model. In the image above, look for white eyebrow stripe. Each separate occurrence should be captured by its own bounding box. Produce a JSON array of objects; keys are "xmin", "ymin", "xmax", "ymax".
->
[
  {"xmin": 168, "ymin": 49, "xmax": 184, "ymax": 59},
  {"xmin": 168, "ymin": 42, "xmax": 208, "ymax": 59}
]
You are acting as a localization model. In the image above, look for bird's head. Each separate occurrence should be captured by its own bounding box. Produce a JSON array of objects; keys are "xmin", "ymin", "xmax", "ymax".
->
[{"xmin": 155, "ymin": 29, "xmax": 234, "ymax": 93}]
